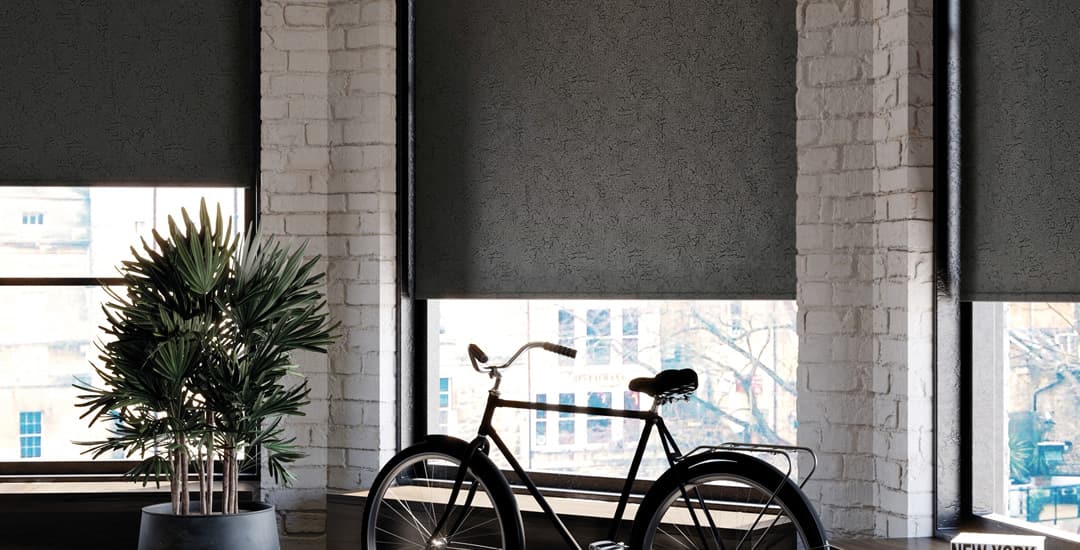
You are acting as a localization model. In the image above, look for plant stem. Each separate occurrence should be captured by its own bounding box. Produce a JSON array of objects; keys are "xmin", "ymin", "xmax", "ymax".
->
[
  {"xmin": 207, "ymin": 445, "xmax": 214, "ymax": 514},
  {"xmin": 232, "ymin": 447, "xmax": 239, "ymax": 513},
  {"xmin": 179, "ymin": 433, "xmax": 189, "ymax": 515},
  {"xmin": 196, "ymin": 445, "xmax": 207, "ymax": 515},
  {"xmin": 222, "ymin": 447, "xmax": 232, "ymax": 515},
  {"xmin": 170, "ymin": 450, "xmax": 181, "ymax": 515}
]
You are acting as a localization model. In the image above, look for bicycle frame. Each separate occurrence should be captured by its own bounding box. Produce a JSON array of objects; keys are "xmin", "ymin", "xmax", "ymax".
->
[{"xmin": 433, "ymin": 387, "xmax": 686, "ymax": 550}]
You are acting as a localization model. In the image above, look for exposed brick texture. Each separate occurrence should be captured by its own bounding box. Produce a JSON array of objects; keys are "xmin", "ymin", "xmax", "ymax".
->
[
  {"xmin": 796, "ymin": 0, "xmax": 933, "ymax": 539},
  {"xmin": 260, "ymin": 1, "xmax": 395, "ymax": 548},
  {"xmin": 326, "ymin": 0, "xmax": 398, "ymax": 497}
]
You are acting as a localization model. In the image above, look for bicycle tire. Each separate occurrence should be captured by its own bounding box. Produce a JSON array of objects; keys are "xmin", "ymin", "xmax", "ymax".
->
[
  {"xmin": 362, "ymin": 435, "xmax": 525, "ymax": 550},
  {"xmin": 630, "ymin": 451, "xmax": 830, "ymax": 550}
]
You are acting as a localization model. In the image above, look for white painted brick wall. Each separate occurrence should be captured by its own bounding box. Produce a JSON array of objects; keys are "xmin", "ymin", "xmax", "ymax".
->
[
  {"xmin": 261, "ymin": 1, "xmax": 331, "ymax": 546},
  {"xmin": 869, "ymin": 0, "xmax": 934, "ymax": 537},
  {"xmin": 796, "ymin": 0, "xmax": 933, "ymax": 539},
  {"xmin": 260, "ymin": 1, "xmax": 396, "ymax": 548},
  {"xmin": 326, "ymin": 0, "xmax": 398, "ymax": 497}
]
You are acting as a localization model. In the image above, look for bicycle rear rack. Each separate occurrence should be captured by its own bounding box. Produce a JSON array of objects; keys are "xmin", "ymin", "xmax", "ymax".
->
[
  {"xmin": 682, "ymin": 442, "xmax": 819, "ymax": 489},
  {"xmin": 677, "ymin": 443, "xmax": 823, "ymax": 548}
]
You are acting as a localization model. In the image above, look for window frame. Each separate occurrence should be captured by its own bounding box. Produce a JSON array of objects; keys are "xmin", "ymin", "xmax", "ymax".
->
[
  {"xmin": 0, "ymin": 188, "xmax": 258, "ymax": 480},
  {"xmin": 935, "ymin": 1, "xmax": 1080, "ymax": 545}
]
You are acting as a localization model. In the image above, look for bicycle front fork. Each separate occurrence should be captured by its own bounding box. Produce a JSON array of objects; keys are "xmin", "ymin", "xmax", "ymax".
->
[{"xmin": 427, "ymin": 437, "xmax": 490, "ymax": 548}]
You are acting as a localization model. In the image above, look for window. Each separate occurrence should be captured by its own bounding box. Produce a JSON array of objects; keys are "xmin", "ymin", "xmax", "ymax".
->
[
  {"xmin": 624, "ymin": 391, "xmax": 641, "ymax": 443},
  {"xmin": 18, "ymin": 411, "xmax": 42, "ymax": 459},
  {"xmin": 534, "ymin": 394, "xmax": 547, "ymax": 446},
  {"xmin": 558, "ymin": 309, "xmax": 575, "ymax": 366},
  {"xmin": 437, "ymin": 378, "xmax": 451, "ymax": 432},
  {"xmin": 622, "ymin": 309, "xmax": 639, "ymax": 363},
  {"xmin": 586, "ymin": 309, "xmax": 611, "ymax": 365},
  {"xmin": 972, "ymin": 302, "xmax": 1080, "ymax": 536},
  {"xmin": 0, "ymin": 188, "xmax": 250, "ymax": 468},
  {"xmin": 0, "ymin": 1, "xmax": 257, "ymax": 478},
  {"xmin": 558, "ymin": 393, "xmax": 575, "ymax": 445},
  {"xmin": 586, "ymin": 392, "xmax": 612, "ymax": 443},
  {"xmin": 428, "ymin": 300, "xmax": 798, "ymax": 478},
  {"xmin": 438, "ymin": 377, "xmax": 450, "ymax": 408}
]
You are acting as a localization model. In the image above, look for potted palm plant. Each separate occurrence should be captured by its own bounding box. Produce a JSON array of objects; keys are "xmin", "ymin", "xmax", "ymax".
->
[{"xmin": 75, "ymin": 200, "xmax": 337, "ymax": 549}]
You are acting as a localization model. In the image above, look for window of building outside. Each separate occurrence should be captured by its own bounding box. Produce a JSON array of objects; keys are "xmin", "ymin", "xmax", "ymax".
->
[
  {"xmin": 427, "ymin": 300, "xmax": 798, "ymax": 480},
  {"xmin": 0, "ymin": 187, "xmax": 247, "ymax": 465},
  {"xmin": 18, "ymin": 411, "xmax": 42, "ymax": 458},
  {"xmin": 972, "ymin": 302, "xmax": 1080, "ymax": 538}
]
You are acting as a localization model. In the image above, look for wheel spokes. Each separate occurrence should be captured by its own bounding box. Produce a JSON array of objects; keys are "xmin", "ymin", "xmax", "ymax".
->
[
  {"xmin": 371, "ymin": 453, "xmax": 507, "ymax": 550},
  {"xmin": 651, "ymin": 478, "xmax": 802, "ymax": 550}
]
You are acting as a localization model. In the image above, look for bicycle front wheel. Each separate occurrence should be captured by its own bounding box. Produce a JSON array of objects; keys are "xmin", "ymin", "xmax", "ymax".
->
[
  {"xmin": 362, "ymin": 436, "xmax": 524, "ymax": 550},
  {"xmin": 631, "ymin": 451, "xmax": 829, "ymax": 550}
]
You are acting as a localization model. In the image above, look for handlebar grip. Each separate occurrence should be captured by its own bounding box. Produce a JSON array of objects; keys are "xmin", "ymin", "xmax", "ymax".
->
[
  {"xmin": 468, "ymin": 344, "xmax": 488, "ymax": 364},
  {"xmin": 542, "ymin": 342, "xmax": 577, "ymax": 358}
]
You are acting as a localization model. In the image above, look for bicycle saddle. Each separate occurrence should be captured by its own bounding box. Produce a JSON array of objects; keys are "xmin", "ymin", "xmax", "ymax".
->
[{"xmin": 628, "ymin": 368, "xmax": 698, "ymax": 401}]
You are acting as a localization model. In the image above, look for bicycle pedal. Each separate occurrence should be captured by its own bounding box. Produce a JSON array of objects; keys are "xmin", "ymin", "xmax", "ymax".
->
[{"xmin": 588, "ymin": 541, "xmax": 626, "ymax": 550}]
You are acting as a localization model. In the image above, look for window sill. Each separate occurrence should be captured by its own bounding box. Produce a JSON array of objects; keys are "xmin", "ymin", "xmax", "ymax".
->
[{"xmin": 0, "ymin": 479, "xmax": 257, "ymax": 496}]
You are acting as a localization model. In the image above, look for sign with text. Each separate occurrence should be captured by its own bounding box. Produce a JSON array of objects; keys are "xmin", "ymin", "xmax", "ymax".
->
[{"xmin": 950, "ymin": 532, "xmax": 1044, "ymax": 550}]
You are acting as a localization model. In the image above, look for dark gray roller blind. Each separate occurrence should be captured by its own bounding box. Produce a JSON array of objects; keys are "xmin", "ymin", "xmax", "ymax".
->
[
  {"xmin": 414, "ymin": 1, "xmax": 796, "ymax": 299},
  {"xmin": 0, "ymin": 1, "xmax": 256, "ymax": 185},
  {"xmin": 962, "ymin": 1, "xmax": 1080, "ymax": 301}
]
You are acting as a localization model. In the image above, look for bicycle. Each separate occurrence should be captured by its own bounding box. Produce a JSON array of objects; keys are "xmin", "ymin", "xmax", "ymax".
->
[{"xmin": 362, "ymin": 341, "xmax": 833, "ymax": 550}]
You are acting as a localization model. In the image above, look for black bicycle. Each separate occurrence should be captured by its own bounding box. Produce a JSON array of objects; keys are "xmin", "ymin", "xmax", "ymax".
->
[{"xmin": 362, "ymin": 342, "xmax": 832, "ymax": 550}]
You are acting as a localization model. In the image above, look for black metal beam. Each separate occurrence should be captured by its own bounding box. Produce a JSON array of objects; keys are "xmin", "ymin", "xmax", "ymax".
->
[{"xmin": 934, "ymin": 0, "xmax": 963, "ymax": 538}]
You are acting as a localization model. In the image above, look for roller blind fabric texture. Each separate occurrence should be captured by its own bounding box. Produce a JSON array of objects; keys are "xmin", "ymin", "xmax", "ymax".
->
[
  {"xmin": 0, "ymin": 1, "xmax": 256, "ymax": 185},
  {"xmin": 414, "ymin": 1, "xmax": 796, "ymax": 299}
]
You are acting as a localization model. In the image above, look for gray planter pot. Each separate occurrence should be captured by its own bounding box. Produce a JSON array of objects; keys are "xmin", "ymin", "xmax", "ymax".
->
[{"xmin": 138, "ymin": 502, "xmax": 280, "ymax": 550}]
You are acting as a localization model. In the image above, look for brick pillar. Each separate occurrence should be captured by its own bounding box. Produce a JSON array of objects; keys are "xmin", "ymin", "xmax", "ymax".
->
[
  {"xmin": 870, "ymin": 0, "xmax": 934, "ymax": 536},
  {"xmin": 796, "ymin": 0, "xmax": 877, "ymax": 537},
  {"xmin": 261, "ymin": 2, "xmax": 333, "ymax": 548},
  {"xmin": 326, "ymin": 0, "xmax": 398, "ymax": 492},
  {"xmin": 796, "ymin": 0, "xmax": 933, "ymax": 538},
  {"xmin": 260, "ymin": 1, "xmax": 397, "ymax": 548}
]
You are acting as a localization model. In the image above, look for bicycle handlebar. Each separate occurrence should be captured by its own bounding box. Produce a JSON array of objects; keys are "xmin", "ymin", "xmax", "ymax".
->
[{"xmin": 468, "ymin": 341, "xmax": 577, "ymax": 373}]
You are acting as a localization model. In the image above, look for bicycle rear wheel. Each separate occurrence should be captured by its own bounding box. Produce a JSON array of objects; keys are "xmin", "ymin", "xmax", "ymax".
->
[
  {"xmin": 362, "ymin": 436, "xmax": 524, "ymax": 550},
  {"xmin": 630, "ymin": 451, "xmax": 829, "ymax": 550}
]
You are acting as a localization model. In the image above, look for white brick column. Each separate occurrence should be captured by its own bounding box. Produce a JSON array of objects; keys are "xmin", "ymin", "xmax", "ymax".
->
[
  {"xmin": 870, "ymin": 0, "xmax": 933, "ymax": 537},
  {"xmin": 261, "ymin": 2, "xmax": 333, "ymax": 548},
  {"xmin": 796, "ymin": 0, "xmax": 877, "ymax": 537},
  {"xmin": 326, "ymin": 0, "xmax": 398, "ymax": 492},
  {"xmin": 796, "ymin": 0, "xmax": 933, "ymax": 539},
  {"xmin": 260, "ymin": 1, "xmax": 396, "ymax": 548}
]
